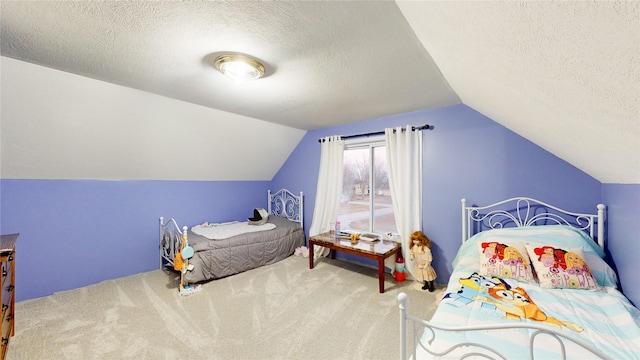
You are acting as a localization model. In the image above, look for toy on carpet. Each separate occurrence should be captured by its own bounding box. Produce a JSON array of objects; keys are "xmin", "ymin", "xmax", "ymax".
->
[
  {"xmin": 395, "ymin": 254, "xmax": 406, "ymax": 282},
  {"xmin": 178, "ymin": 234, "xmax": 201, "ymax": 296},
  {"xmin": 180, "ymin": 283, "xmax": 202, "ymax": 296},
  {"xmin": 294, "ymin": 246, "xmax": 309, "ymax": 258},
  {"xmin": 409, "ymin": 230, "xmax": 437, "ymax": 292}
]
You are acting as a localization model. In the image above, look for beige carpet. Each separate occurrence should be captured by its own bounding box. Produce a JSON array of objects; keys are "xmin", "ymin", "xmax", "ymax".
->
[{"xmin": 8, "ymin": 256, "xmax": 439, "ymax": 360}]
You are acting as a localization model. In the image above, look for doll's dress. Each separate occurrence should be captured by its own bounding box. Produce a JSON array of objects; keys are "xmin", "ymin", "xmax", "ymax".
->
[{"xmin": 411, "ymin": 245, "xmax": 437, "ymax": 282}]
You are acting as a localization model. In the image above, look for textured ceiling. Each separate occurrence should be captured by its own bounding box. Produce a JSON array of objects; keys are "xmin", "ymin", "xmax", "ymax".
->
[
  {"xmin": 0, "ymin": 1, "xmax": 458, "ymax": 130},
  {"xmin": 1, "ymin": 1, "xmax": 638, "ymax": 183}
]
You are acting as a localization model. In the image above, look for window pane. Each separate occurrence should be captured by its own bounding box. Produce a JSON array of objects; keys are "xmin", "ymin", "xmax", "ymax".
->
[
  {"xmin": 337, "ymin": 145, "xmax": 397, "ymax": 235},
  {"xmin": 338, "ymin": 148, "xmax": 370, "ymax": 231},
  {"xmin": 372, "ymin": 146, "xmax": 396, "ymax": 234}
]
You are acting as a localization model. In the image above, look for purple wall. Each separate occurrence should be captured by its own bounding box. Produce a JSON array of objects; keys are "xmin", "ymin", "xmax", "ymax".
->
[
  {"xmin": 273, "ymin": 104, "xmax": 603, "ymax": 284},
  {"xmin": 602, "ymin": 184, "xmax": 640, "ymax": 307},
  {"xmin": 0, "ymin": 180, "xmax": 269, "ymax": 301},
  {"xmin": 4, "ymin": 104, "xmax": 636, "ymax": 305}
]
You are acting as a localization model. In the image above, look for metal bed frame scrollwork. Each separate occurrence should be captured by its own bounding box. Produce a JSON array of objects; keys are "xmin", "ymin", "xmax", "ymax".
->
[
  {"xmin": 267, "ymin": 188, "xmax": 304, "ymax": 227},
  {"xmin": 398, "ymin": 196, "xmax": 610, "ymax": 360},
  {"xmin": 461, "ymin": 197, "xmax": 605, "ymax": 248}
]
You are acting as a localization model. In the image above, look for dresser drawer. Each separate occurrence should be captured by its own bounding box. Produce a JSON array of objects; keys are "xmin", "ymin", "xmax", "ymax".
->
[
  {"xmin": 0, "ymin": 234, "xmax": 17, "ymax": 360},
  {"xmin": 0, "ymin": 304, "xmax": 12, "ymax": 358},
  {"xmin": 1, "ymin": 283, "xmax": 12, "ymax": 319},
  {"xmin": 1, "ymin": 258, "xmax": 13, "ymax": 312},
  {"xmin": 1, "ymin": 303, "xmax": 13, "ymax": 337},
  {"xmin": 0, "ymin": 259, "xmax": 10, "ymax": 290}
]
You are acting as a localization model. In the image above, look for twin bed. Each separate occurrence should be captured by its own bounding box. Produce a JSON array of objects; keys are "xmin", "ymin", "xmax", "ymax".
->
[
  {"xmin": 399, "ymin": 197, "xmax": 639, "ymax": 360},
  {"xmin": 160, "ymin": 189, "xmax": 305, "ymax": 288}
]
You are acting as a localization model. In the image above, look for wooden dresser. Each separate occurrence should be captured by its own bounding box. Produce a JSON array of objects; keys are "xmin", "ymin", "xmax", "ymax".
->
[{"xmin": 0, "ymin": 234, "xmax": 17, "ymax": 360}]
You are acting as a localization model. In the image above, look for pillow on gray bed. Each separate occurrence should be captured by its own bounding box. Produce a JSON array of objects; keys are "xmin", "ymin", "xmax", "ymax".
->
[{"xmin": 248, "ymin": 208, "xmax": 269, "ymax": 225}]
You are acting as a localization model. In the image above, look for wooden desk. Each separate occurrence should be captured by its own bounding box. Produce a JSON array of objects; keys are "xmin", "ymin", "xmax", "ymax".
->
[{"xmin": 308, "ymin": 232, "xmax": 401, "ymax": 293}]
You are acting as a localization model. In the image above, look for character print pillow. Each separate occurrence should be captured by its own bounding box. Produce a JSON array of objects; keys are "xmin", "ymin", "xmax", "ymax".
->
[
  {"xmin": 525, "ymin": 245, "xmax": 599, "ymax": 290},
  {"xmin": 477, "ymin": 240, "xmax": 535, "ymax": 283}
]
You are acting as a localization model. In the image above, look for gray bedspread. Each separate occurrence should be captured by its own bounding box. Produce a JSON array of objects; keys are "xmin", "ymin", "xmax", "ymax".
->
[{"xmin": 183, "ymin": 216, "xmax": 305, "ymax": 283}]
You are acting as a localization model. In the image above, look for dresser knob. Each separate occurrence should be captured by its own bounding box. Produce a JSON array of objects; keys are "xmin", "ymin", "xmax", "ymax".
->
[
  {"xmin": 5, "ymin": 285, "xmax": 13, "ymax": 292},
  {"xmin": 1, "ymin": 304, "xmax": 7, "ymax": 313},
  {"xmin": 1, "ymin": 337, "xmax": 8, "ymax": 346}
]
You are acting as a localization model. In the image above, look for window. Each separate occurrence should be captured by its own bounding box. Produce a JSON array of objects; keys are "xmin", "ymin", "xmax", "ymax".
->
[{"xmin": 337, "ymin": 137, "xmax": 397, "ymax": 235}]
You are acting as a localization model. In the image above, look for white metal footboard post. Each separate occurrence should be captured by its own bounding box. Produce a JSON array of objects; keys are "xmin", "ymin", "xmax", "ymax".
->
[
  {"xmin": 299, "ymin": 191, "xmax": 304, "ymax": 229},
  {"xmin": 159, "ymin": 217, "xmax": 164, "ymax": 269},
  {"xmin": 461, "ymin": 198, "xmax": 467, "ymax": 243},
  {"xmin": 597, "ymin": 203, "xmax": 605, "ymax": 249},
  {"xmin": 398, "ymin": 293, "xmax": 409, "ymax": 360},
  {"xmin": 180, "ymin": 225, "xmax": 188, "ymax": 292}
]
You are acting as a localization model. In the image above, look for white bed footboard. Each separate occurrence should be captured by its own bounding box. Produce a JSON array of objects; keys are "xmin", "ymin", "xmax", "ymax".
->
[
  {"xmin": 159, "ymin": 216, "xmax": 187, "ymax": 269},
  {"xmin": 397, "ymin": 293, "xmax": 611, "ymax": 360}
]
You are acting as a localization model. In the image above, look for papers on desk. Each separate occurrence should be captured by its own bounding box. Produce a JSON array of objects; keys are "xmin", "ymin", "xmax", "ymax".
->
[
  {"xmin": 337, "ymin": 230, "xmax": 380, "ymax": 242},
  {"xmin": 338, "ymin": 238, "xmax": 398, "ymax": 253},
  {"xmin": 360, "ymin": 235, "xmax": 379, "ymax": 243}
]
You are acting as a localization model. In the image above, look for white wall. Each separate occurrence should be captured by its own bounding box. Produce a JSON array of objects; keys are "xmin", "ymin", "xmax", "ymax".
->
[{"xmin": 1, "ymin": 57, "xmax": 306, "ymax": 181}]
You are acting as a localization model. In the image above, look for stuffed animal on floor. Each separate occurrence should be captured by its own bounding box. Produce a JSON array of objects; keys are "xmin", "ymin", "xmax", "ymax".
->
[{"xmin": 294, "ymin": 246, "xmax": 309, "ymax": 258}]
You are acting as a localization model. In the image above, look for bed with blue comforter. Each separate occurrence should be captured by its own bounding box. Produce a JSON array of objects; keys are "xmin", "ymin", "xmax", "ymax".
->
[{"xmin": 399, "ymin": 198, "xmax": 640, "ymax": 360}]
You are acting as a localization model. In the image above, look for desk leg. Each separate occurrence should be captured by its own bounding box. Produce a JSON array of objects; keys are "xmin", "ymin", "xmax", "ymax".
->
[
  {"xmin": 309, "ymin": 242, "xmax": 314, "ymax": 269},
  {"xmin": 378, "ymin": 257, "xmax": 385, "ymax": 293}
]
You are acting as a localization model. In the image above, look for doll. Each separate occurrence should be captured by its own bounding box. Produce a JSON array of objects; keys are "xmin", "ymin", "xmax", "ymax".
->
[{"xmin": 409, "ymin": 230, "xmax": 437, "ymax": 291}]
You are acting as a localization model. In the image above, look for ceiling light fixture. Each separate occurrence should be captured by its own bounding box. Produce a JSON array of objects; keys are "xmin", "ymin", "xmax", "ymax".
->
[{"xmin": 214, "ymin": 54, "xmax": 265, "ymax": 81}]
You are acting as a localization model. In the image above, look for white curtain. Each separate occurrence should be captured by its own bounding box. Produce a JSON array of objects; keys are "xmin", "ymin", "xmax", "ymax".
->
[
  {"xmin": 385, "ymin": 125, "xmax": 423, "ymax": 279},
  {"xmin": 309, "ymin": 135, "xmax": 345, "ymax": 260}
]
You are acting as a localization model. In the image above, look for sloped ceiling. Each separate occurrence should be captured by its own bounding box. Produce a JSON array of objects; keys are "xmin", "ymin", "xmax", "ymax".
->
[
  {"xmin": 0, "ymin": 1, "xmax": 638, "ymax": 183},
  {"xmin": 397, "ymin": 1, "xmax": 639, "ymax": 184}
]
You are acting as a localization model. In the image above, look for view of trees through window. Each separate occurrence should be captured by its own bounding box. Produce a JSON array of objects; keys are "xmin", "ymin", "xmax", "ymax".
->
[{"xmin": 337, "ymin": 144, "xmax": 397, "ymax": 235}]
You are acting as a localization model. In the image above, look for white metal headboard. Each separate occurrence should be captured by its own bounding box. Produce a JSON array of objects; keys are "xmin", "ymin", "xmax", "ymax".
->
[
  {"xmin": 461, "ymin": 197, "xmax": 606, "ymax": 249},
  {"xmin": 268, "ymin": 189, "xmax": 304, "ymax": 228}
]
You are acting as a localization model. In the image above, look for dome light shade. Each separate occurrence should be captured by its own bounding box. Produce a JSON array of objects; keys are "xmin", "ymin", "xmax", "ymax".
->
[{"xmin": 214, "ymin": 54, "xmax": 265, "ymax": 81}]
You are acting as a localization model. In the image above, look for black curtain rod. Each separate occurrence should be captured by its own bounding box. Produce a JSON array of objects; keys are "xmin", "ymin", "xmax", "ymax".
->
[{"xmin": 318, "ymin": 124, "xmax": 431, "ymax": 143}]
